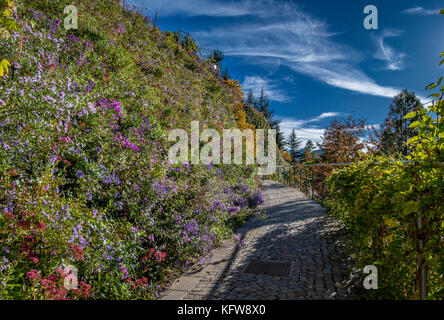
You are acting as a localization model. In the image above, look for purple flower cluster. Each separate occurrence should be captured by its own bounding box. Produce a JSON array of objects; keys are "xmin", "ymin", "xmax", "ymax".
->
[
  {"xmin": 114, "ymin": 131, "xmax": 140, "ymax": 152},
  {"xmin": 248, "ymin": 189, "xmax": 264, "ymax": 208},
  {"xmin": 96, "ymin": 98, "xmax": 123, "ymax": 121}
]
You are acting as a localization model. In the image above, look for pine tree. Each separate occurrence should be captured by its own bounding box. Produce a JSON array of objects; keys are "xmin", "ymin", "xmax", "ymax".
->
[
  {"xmin": 380, "ymin": 89, "xmax": 422, "ymax": 156},
  {"xmin": 244, "ymin": 89, "xmax": 255, "ymax": 108},
  {"xmin": 255, "ymin": 88, "xmax": 274, "ymax": 120},
  {"xmin": 303, "ymin": 140, "xmax": 315, "ymax": 161},
  {"xmin": 221, "ymin": 67, "xmax": 230, "ymax": 81},
  {"xmin": 286, "ymin": 129, "xmax": 302, "ymax": 161},
  {"xmin": 272, "ymin": 120, "xmax": 285, "ymax": 150},
  {"xmin": 243, "ymin": 88, "xmax": 285, "ymax": 149},
  {"xmin": 209, "ymin": 49, "xmax": 224, "ymax": 66}
]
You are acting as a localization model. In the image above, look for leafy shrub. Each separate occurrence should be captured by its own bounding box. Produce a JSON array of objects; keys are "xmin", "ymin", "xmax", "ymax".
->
[
  {"xmin": 327, "ymin": 156, "xmax": 443, "ymax": 299},
  {"xmin": 326, "ymin": 52, "xmax": 444, "ymax": 299}
]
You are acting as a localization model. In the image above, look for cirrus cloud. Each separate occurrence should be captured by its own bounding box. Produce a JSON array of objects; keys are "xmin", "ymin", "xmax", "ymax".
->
[
  {"xmin": 242, "ymin": 76, "xmax": 291, "ymax": 103},
  {"xmin": 188, "ymin": 1, "xmax": 404, "ymax": 99},
  {"xmin": 402, "ymin": 7, "xmax": 440, "ymax": 16}
]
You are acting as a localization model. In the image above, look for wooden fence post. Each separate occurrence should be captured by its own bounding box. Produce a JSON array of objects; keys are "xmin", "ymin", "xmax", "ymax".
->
[
  {"xmin": 321, "ymin": 168, "xmax": 325, "ymax": 205},
  {"xmin": 311, "ymin": 168, "xmax": 314, "ymax": 199},
  {"xmin": 288, "ymin": 166, "xmax": 291, "ymax": 185},
  {"xmin": 299, "ymin": 166, "xmax": 302, "ymax": 190}
]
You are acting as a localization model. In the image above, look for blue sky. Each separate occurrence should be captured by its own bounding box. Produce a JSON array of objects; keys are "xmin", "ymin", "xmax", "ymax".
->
[{"xmin": 129, "ymin": 0, "xmax": 443, "ymax": 145}]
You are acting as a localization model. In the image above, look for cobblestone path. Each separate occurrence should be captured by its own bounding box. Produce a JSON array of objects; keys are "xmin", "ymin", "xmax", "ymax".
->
[{"xmin": 160, "ymin": 180, "xmax": 353, "ymax": 300}]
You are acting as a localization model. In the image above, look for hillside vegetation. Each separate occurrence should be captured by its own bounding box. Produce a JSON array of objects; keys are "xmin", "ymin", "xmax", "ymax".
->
[{"xmin": 0, "ymin": 0, "xmax": 275, "ymax": 299}]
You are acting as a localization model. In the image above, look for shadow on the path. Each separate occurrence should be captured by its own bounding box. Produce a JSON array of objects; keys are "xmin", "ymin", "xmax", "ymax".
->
[{"xmin": 203, "ymin": 180, "xmax": 353, "ymax": 300}]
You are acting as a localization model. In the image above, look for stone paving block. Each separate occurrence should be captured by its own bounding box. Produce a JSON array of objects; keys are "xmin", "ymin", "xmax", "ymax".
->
[
  {"xmin": 168, "ymin": 276, "xmax": 201, "ymax": 292},
  {"xmin": 160, "ymin": 290, "xmax": 189, "ymax": 300}
]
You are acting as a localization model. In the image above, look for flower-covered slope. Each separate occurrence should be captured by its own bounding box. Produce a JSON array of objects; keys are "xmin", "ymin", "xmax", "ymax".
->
[{"xmin": 0, "ymin": 0, "xmax": 265, "ymax": 299}]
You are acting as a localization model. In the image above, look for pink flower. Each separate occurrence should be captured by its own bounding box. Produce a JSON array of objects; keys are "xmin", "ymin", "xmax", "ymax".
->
[
  {"xmin": 70, "ymin": 243, "xmax": 85, "ymax": 261},
  {"xmin": 26, "ymin": 269, "xmax": 41, "ymax": 282},
  {"xmin": 37, "ymin": 222, "xmax": 46, "ymax": 230},
  {"xmin": 79, "ymin": 281, "xmax": 92, "ymax": 298}
]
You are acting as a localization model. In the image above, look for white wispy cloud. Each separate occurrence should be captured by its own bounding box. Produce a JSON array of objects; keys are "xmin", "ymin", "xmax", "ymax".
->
[
  {"xmin": 310, "ymin": 112, "xmax": 343, "ymax": 121},
  {"xmin": 373, "ymin": 30, "xmax": 406, "ymax": 71},
  {"xmin": 402, "ymin": 6, "xmax": 440, "ymax": 15},
  {"xmin": 289, "ymin": 63, "xmax": 400, "ymax": 98},
  {"xmin": 277, "ymin": 112, "xmax": 344, "ymax": 146},
  {"xmin": 130, "ymin": 0, "xmax": 262, "ymax": 17},
  {"xmin": 242, "ymin": 76, "xmax": 290, "ymax": 102},
  {"xmin": 188, "ymin": 1, "xmax": 403, "ymax": 99}
]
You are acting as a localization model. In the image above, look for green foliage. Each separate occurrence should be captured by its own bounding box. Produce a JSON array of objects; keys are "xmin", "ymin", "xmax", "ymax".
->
[
  {"xmin": 209, "ymin": 49, "xmax": 224, "ymax": 65},
  {"xmin": 327, "ymin": 156, "xmax": 443, "ymax": 299},
  {"xmin": 0, "ymin": 58, "xmax": 10, "ymax": 76},
  {"xmin": 183, "ymin": 34, "xmax": 197, "ymax": 53},
  {"xmin": 405, "ymin": 52, "xmax": 444, "ymax": 163},
  {"xmin": 247, "ymin": 88, "xmax": 285, "ymax": 149},
  {"xmin": 0, "ymin": 1, "xmax": 18, "ymax": 32},
  {"xmin": 0, "ymin": 0, "xmax": 18, "ymax": 77},
  {"xmin": 286, "ymin": 129, "xmax": 302, "ymax": 161},
  {"xmin": 302, "ymin": 140, "xmax": 316, "ymax": 162},
  {"xmin": 326, "ymin": 51, "xmax": 444, "ymax": 299},
  {"xmin": 380, "ymin": 89, "xmax": 422, "ymax": 156}
]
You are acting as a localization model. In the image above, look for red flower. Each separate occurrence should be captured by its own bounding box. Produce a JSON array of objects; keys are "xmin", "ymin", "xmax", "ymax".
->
[
  {"xmin": 23, "ymin": 235, "xmax": 36, "ymax": 243},
  {"xmin": 79, "ymin": 281, "xmax": 92, "ymax": 298},
  {"xmin": 60, "ymin": 136, "xmax": 72, "ymax": 144},
  {"xmin": 22, "ymin": 210, "xmax": 35, "ymax": 217},
  {"xmin": 154, "ymin": 251, "xmax": 166, "ymax": 262},
  {"xmin": 56, "ymin": 268, "xmax": 68, "ymax": 279},
  {"xmin": 26, "ymin": 269, "xmax": 41, "ymax": 283},
  {"xmin": 17, "ymin": 220, "xmax": 31, "ymax": 229},
  {"xmin": 4, "ymin": 211, "xmax": 14, "ymax": 219},
  {"xmin": 37, "ymin": 222, "xmax": 46, "ymax": 230},
  {"xmin": 132, "ymin": 277, "xmax": 149, "ymax": 290},
  {"xmin": 70, "ymin": 243, "xmax": 85, "ymax": 261}
]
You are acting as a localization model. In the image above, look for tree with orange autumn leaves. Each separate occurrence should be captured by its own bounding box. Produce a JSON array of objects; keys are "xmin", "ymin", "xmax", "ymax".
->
[{"xmin": 224, "ymin": 79, "xmax": 290, "ymax": 163}]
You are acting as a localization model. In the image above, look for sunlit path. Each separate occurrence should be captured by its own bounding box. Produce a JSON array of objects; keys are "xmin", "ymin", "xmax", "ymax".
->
[{"xmin": 160, "ymin": 180, "xmax": 353, "ymax": 300}]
